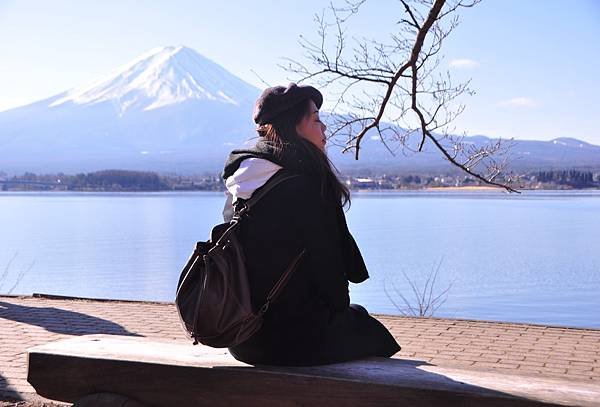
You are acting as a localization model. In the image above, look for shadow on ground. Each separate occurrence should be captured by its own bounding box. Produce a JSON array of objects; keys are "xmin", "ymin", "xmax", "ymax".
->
[
  {"xmin": 0, "ymin": 377, "xmax": 23, "ymax": 403},
  {"xmin": 0, "ymin": 301, "xmax": 140, "ymax": 337}
]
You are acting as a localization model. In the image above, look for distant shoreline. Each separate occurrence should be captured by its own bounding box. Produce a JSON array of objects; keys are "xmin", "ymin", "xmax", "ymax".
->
[
  {"xmin": 3, "ymin": 186, "xmax": 600, "ymax": 193},
  {"xmin": 353, "ymin": 186, "xmax": 600, "ymax": 192},
  {"xmin": 423, "ymin": 186, "xmax": 504, "ymax": 191}
]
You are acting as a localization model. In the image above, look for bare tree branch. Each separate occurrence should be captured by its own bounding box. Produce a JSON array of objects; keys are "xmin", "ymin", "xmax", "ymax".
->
[
  {"xmin": 281, "ymin": 0, "xmax": 519, "ymax": 193},
  {"xmin": 383, "ymin": 257, "xmax": 454, "ymax": 317},
  {"xmin": 1, "ymin": 251, "xmax": 34, "ymax": 295}
]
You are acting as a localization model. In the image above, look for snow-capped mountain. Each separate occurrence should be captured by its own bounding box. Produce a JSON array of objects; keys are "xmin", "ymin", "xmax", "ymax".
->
[
  {"xmin": 0, "ymin": 45, "xmax": 598, "ymax": 175},
  {"xmin": 48, "ymin": 45, "xmax": 257, "ymax": 113},
  {"xmin": 0, "ymin": 45, "xmax": 261, "ymax": 174}
]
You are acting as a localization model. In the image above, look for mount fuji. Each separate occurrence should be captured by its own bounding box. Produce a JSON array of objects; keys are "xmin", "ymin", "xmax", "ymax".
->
[
  {"xmin": 0, "ymin": 45, "xmax": 261, "ymax": 174},
  {"xmin": 1, "ymin": 45, "xmax": 599, "ymax": 176}
]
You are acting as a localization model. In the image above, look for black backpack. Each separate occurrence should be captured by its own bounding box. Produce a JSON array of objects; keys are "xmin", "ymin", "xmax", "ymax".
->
[{"xmin": 175, "ymin": 169, "xmax": 306, "ymax": 347}]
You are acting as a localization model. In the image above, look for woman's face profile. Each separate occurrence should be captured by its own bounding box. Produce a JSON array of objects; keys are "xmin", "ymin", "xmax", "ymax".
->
[{"xmin": 296, "ymin": 99, "xmax": 327, "ymax": 152}]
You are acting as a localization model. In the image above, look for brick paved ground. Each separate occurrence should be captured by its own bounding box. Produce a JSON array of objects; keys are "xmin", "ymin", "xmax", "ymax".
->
[{"xmin": 1, "ymin": 294, "xmax": 599, "ymax": 404}]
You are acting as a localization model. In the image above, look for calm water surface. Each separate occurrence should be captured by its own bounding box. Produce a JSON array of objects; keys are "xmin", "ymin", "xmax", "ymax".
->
[{"xmin": 1, "ymin": 190, "xmax": 599, "ymax": 328}]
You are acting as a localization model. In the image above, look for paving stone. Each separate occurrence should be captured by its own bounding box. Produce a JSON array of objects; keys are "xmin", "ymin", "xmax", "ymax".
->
[{"xmin": 1, "ymin": 294, "xmax": 599, "ymax": 403}]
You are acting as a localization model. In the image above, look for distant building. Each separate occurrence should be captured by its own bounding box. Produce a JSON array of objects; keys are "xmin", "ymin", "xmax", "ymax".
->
[{"xmin": 352, "ymin": 177, "xmax": 377, "ymax": 189}]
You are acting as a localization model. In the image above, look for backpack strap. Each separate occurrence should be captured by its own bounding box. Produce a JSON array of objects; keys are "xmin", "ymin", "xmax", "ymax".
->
[
  {"xmin": 258, "ymin": 248, "xmax": 307, "ymax": 316},
  {"xmin": 230, "ymin": 169, "xmax": 306, "ymax": 316},
  {"xmin": 234, "ymin": 170, "xmax": 300, "ymax": 217}
]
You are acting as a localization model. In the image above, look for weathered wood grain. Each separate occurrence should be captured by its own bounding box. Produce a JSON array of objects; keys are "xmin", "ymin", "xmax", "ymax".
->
[{"xmin": 27, "ymin": 335, "xmax": 599, "ymax": 406}]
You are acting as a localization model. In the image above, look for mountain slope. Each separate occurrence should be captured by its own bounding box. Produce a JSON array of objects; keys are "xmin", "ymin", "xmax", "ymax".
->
[
  {"xmin": 322, "ymin": 115, "xmax": 600, "ymax": 173},
  {"xmin": 0, "ymin": 45, "xmax": 598, "ymax": 175},
  {"xmin": 0, "ymin": 45, "xmax": 260, "ymax": 174}
]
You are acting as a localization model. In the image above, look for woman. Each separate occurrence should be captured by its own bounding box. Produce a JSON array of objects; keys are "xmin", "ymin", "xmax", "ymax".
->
[{"xmin": 221, "ymin": 83, "xmax": 401, "ymax": 366}]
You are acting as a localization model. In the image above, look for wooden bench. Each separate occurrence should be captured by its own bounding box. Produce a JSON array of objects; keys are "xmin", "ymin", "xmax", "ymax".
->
[{"xmin": 26, "ymin": 335, "xmax": 598, "ymax": 406}]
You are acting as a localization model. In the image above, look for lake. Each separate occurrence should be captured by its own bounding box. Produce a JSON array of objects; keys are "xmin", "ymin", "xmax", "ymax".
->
[{"xmin": 1, "ymin": 189, "xmax": 599, "ymax": 329}]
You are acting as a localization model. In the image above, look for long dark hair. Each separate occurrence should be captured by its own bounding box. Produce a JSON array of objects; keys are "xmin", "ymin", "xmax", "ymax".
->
[{"xmin": 256, "ymin": 98, "xmax": 351, "ymax": 209}]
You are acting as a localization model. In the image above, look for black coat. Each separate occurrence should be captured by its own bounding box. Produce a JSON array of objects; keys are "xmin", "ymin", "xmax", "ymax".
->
[{"xmin": 223, "ymin": 140, "xmax": 400, "ymax": 366}]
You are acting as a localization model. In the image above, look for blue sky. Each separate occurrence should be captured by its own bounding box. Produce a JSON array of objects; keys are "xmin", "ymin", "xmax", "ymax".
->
[{"xmin": 0, "ymin": 0, "xmax": 599, "ymax": 144}]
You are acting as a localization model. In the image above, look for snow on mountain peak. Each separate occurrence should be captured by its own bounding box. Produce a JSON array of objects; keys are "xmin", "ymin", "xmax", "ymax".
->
[
  {"xmin": 550, "ymin": 137, "xmax": 592, "ymax": 148},
  {"xmin": 49, "ymin": 45, "xmax": 258, "ymax": 114}
]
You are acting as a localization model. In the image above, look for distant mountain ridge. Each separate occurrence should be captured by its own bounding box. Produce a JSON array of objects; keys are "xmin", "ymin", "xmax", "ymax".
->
[
  {"xmin": 332, "ymin": 132, "xmax": 600, "ymax": 174},
  {"xmin": 0, "ymin": 45, "xmax": 598, "ymax": 175}
]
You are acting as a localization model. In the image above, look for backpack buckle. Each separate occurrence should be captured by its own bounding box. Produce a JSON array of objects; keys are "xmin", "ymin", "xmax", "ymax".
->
[
  {"xmin": 233, "ymin": 199, "xmax": 249, "ymax": 219},
  {"xmin": 258, "ymin": 301, "xmax": 270, "ymax": 315}
]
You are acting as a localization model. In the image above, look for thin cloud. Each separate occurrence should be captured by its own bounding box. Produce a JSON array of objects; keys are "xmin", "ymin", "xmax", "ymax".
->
[
  {"xmin": 498, "ymin": 97, "xmax": 538, "ymax": 108},
  {"xmin": 449, "ymin": 58, "xmax": 479, "ymax": 68}
]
